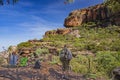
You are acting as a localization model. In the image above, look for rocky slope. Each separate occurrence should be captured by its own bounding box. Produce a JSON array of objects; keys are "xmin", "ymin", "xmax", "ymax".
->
[
  {"xmin": 64, "ymin": 4, "xmax": 120, "ymax": 27},
  {"xmin": 0, "ymin": 3, "xmax": 119, "ymax": 80}
]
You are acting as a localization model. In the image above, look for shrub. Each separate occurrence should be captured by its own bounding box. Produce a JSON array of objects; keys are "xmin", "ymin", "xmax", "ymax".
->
[
  {"xmin": 17, "ymin": 42, "xmax": 33, "ymax": 49},
  {"xmin": 82, "ymin": 22, "xmax": 97, "ymax": 28},
  {"xmin": 50, "ymin": 41, "xmax": 65, "ymax": 48},
  {"xmin": 95, "ymin": 51, "xmax": 120, "ymax": 77},
  {"xmin": 36, "ymin": 48, "xmax": 49, "ymax": 56},
  {"xmin": 49, "ymin": 56, "xmax": 60, "ymax": 65},
  {"xmin": 0, "ymin": 57, "xmax": 5, "ymax": 66},
  {"xmin": 85, "ymin": 73, "xmax": 98, "ymax": 79},
  {"xmin": 70, "ymin": 51, "xmax": 120, "ymax": 79},
  {"xmin": 71, "ymin": 55, "xmax": 88, "ymax": 74},
  {"xmin": 71, "ymin": 58, "xmax": 88, "ymax": 74}
]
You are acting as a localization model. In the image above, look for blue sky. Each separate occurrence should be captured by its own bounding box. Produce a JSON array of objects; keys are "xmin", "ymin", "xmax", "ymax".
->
[{"xmin": 0, "ymin": 0, "xmax": 103, "ymax": 51}]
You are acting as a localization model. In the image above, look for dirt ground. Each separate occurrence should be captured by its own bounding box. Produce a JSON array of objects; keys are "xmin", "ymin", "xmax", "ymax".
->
[{"xmin": 0, "ymin": 61, "xmax": 85, "ymax": 80}]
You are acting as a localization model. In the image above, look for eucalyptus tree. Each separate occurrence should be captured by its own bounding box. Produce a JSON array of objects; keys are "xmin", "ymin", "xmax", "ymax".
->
[{"xmin": 0, "ymin": 0, "xmax": 18, "ymax": 5}]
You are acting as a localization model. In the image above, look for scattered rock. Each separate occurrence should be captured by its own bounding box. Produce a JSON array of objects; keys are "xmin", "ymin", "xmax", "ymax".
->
[{"xmin": 69, "ymin": 29, "xmax": 81, "ymax": 38}]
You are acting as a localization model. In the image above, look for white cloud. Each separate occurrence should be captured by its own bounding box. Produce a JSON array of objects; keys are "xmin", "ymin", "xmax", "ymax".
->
[
  {"xmin": 0, "ymin": 1, "xmax": 65, "ymax": 52},
  {"xmin": 18, "ymin": 18, "xmax": 63, "ymax": 37},
  {"xmin": 0, "ymin": 17, "xmax": 63, "ymax": 52}
]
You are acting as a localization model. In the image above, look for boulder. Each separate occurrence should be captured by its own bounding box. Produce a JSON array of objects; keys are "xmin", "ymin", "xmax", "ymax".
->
[
  {"xmin": 112, "ymin": 67, "xmax": 120, "ymax": 80},
  {"xmin": 69, "ymin": 29, "xmax": 81, "ymax": 38},
  {"xmin": 44, "ymin": 28, "xmax": 72, "ymax": 37}
]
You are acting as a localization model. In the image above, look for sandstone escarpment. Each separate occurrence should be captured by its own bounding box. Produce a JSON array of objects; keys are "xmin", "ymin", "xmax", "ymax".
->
[{"xmin": 64, "ymin": 4, "xmax": 120, "ymax": 27}]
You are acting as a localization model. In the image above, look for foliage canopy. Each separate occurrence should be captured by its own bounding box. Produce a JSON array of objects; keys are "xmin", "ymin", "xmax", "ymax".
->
[{"xmin": 0, "ymin": 0, "xmax": 18, "ymax": 5}]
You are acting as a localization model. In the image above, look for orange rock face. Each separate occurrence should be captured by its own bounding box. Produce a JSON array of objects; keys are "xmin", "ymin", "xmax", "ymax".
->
[
  {"xmin": 64, "ymin": 16, "xmax": 81, "ymax": 27},
  {"xmin": 56, "ymin": 28, "xmax": 71, "ymax": 35},
  {"xmin": 64, "ymin": 4, "xmax": 118, "ymax": 27}
]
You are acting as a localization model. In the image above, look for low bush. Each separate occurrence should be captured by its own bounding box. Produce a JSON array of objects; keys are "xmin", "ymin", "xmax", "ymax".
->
[
  {"xmin": 36, "ymin": 48, "xmax": 49, "ymax": 56},
  {"xmin": 95, "ymin": 51, "xmax": 120, "ymax": 77},
  {"xmin": 49, "ymin": 56, "xmax": 60, "ymax": 65},
  {"xmin": 17, "ymin": 42, "xmax": 33, "ymax": 49},
  {"xmin": 0, "ymin": 57, "xmax": 5, "ymax": 65}
]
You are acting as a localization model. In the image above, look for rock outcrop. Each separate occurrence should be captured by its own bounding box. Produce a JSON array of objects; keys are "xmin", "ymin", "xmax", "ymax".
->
[
  {"xmin": 44, "ymin": 28, "xmax": 72, "ymax": 36},
  {"xmin": 64, "ymin": 4, "xmax": 120, "ymax": 27},
  {"xmin": 44, "ymin": 28, "xmax": 81, "ymax": 38}
]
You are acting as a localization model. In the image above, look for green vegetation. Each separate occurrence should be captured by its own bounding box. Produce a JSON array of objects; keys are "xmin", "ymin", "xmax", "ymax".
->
[
  {"xmin": 44, "ymin": 25, "xmax": 120, "ymax": 53},
  {"xmin": 95, "ymin": 51, "xmax": 120, "ymax": 76},
  {"xmin": 49, "ymin": 56, "xmax": 60, "ymax": 65},
  {"xmin": 0, "ymin": 56, "xmax": 4, "ymax": 65},
  {"xmin": 17, "ymin": 42, "xmax": 33, "ymax": 49},
  {"xmin": 35, "ymin": 48, "xmax": 49, "ymax": 56},
  {"xmin": 16, "ymin": 24, "xmax": 120, "ymax": 79},
  {"xmin": 71, "ymin": 51, "xmax": 120, "ymax": 79},
  {"xmin": 104, "ymin": 0, "xmax": 120, "ymax": 13},
  {"xmin": 8, "ymin": 45, "xmax": 14, "ymax": 52},
  {"xmin": 41, "ymin": 25, "xmax": 120, "ymax": 79}
]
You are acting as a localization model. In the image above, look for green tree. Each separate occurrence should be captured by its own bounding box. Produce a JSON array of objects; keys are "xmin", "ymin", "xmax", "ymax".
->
[
  {"xmin": 105, "ymin": 0, "xmax": 120, "ymax": 4},
  {"xmin": 104, "ymin": 0, "xmax": 120, "ymax": 13},
  {"xmin": 0, "ymin": 0, "xmax": 18, "ymax": 5},
  {"xmin": 8, "ymin": 45, "xmax": 13, "ymax": 52}
]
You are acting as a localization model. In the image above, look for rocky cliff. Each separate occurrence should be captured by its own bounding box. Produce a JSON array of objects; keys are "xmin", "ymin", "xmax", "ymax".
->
[{"xmin": 64, "ymin": 4, "xmax": 120, "ymax": 27}]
